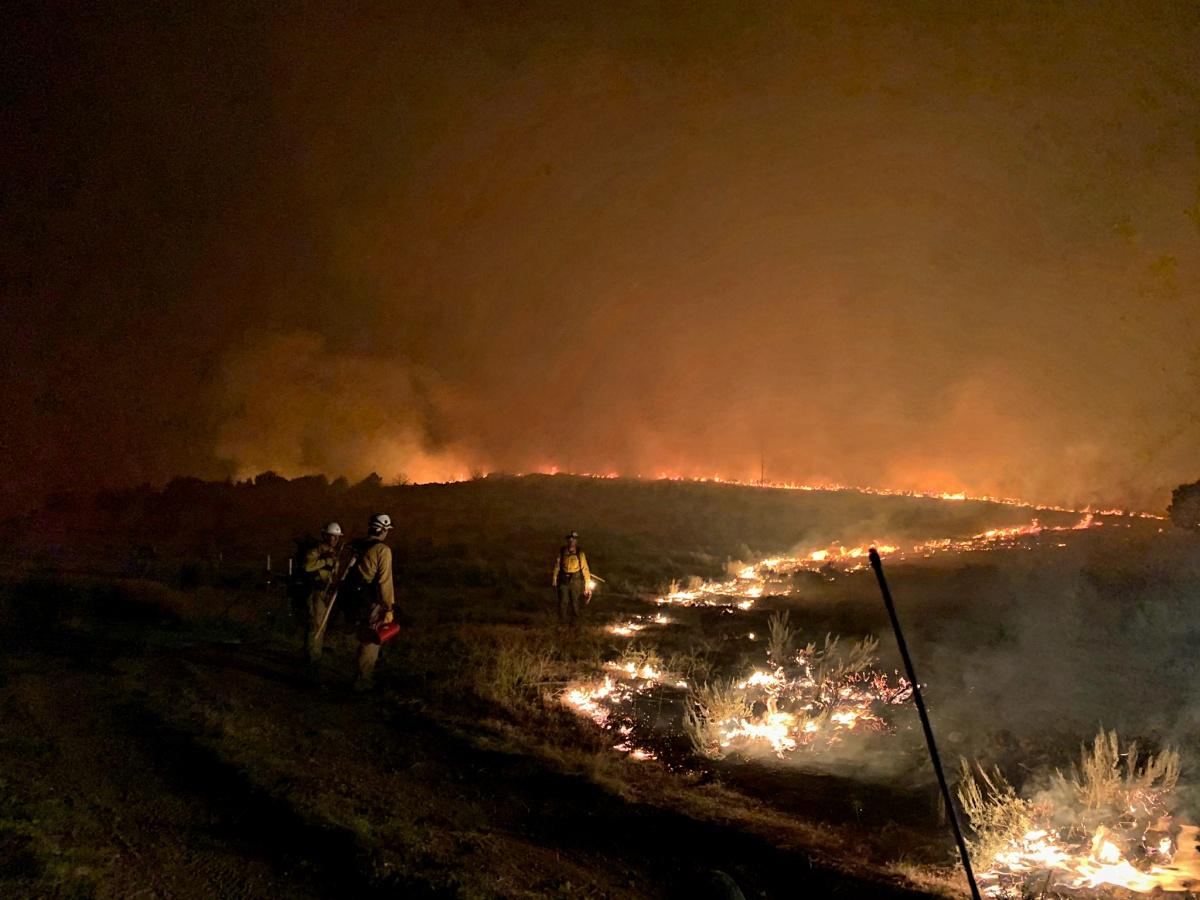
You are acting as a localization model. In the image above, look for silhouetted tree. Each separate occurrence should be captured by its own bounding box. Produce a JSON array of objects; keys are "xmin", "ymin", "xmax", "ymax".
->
[
  {"xmin": 1169, "ymin": 480, "xmax": 1200, "ymax": 530},
  {"xmin": 354, "ymin": 473, "xmax": 383, "ymax": 491}
]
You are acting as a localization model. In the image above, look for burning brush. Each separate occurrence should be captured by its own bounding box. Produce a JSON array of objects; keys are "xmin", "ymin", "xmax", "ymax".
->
[
  {"xmin": 683, "ymin": 625, "xmax": 912, "ymax": 759},
  {"xmin": 959, "ymin": 730, "xmax": 1200, "ymax": 896},
  {"xmin": 560, "ymin": 632, "xmax": 911, "ymax": 763}
]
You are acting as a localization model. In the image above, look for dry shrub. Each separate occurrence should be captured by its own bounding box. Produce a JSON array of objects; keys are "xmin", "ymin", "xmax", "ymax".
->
[
  {"xmin": 802, "ymin": 633, "xmax": 879, "ymax": 694},
  {"xmin": 616, "ymin": 644, "xmax": 663, "ymax": 674},
  {"xmin": 692, "ymin": 678, "xmax": 751, "ymax": 724},
  {"xmin": 957, "ymin": 760, "xmax": 1038, "ymax": 862},
  {"xmin": 1056, "ymin": 729, "xmax": 1180, "ymax": 816},
  {"xmin": 682, "ymin": 704, "xmax": 722, "ymax": 758},
  {"xmin": 665, "ymin": 650, "xmax": 712, "ymax": 681},
  {"xmin": 767, "ymin": 611, "xmax": 793, "ymax": 661},
  {"xmin": 683, "ymin": 677, "xmax": 751, "ymax": 757},
  {"xmin": 959, "ymin": 729, "xmax": 1182, "ymax": 868}
]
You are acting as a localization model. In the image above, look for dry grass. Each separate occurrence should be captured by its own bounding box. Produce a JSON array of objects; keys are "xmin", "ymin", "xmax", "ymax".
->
[
  {"xmin": 664, "ymin": 649, "xmax": 713, "ymax": 681},
  {"xmin": 476, "ymin": 642, "xmax": 557, "ymax": 711},
  {"xmin": 691, "ymin": 678, "xmax": 751, "ymax": 724},
  {"xmin": 681, "ymin": 704, "xmax": 722, "ymax": 758}
]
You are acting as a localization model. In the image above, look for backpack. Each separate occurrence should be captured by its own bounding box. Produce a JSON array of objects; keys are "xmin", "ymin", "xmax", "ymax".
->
[{"xmin": 336, "ymin": 537, "xmax": 380, "ymax": 625}]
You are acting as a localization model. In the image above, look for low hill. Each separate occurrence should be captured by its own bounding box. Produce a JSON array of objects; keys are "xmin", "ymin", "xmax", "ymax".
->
[{"xmin": 6, "ymin": 473, "xmax": 1078, "ymax": 601}]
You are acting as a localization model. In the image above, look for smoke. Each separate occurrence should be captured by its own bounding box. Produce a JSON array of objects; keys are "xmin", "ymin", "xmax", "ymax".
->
[
  {"xmin": 199, "ymin": 1, "xmax": 1200, "ymax": 509},
  {"xmin": 216, "ymin": 331, "xmax": 474, "ymax": 483},
  {"xmin": 831, "ymin": 530, "xmax": 1200, "ymax": 781},
  {"xmin": 4, "ymin": 1, "xmax": 1200, "ymax": 510}
]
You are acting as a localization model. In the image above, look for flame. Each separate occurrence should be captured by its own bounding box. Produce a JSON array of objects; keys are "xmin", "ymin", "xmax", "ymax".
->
[
  {"xmin": 722, "ymin": 711, "xmax": 798, "ymax": 755},
  {"xmin": 693, "ymin": 654, "xmax": 913, "ymax": 759},
  {"xmin": 522, "ymin": 469, "xmax": 1165, "ymax": 519},
  {"xmin": 980, "ymin": 820, "xmax": 1200, "ymax": 895},
  {"xmin": 642, "ymin": 472, "xmax": 1165, "ymax": 518},
  {"xmin": 653, "ymin": 514, "xmax": 1105, "ymax": 609},
  {"xmin": 606, "ymin": 661, "xmax": 662, "ymax": 681},
  {"xmin": 605, "ymin": 613, "xmax": 674, "ymax": 637}
]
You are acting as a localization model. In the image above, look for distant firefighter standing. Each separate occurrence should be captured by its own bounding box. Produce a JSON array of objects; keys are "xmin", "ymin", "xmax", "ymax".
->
[{"xmin": 553, "ymin": 531, "xmax": 592, "ymax": 627}]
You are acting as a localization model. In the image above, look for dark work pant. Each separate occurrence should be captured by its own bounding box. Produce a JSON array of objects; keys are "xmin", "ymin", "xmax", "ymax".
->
[
  {"xmin": 557, "ymin": 575, "xmax": 584, "ymax": 625},
  {"xmin": 304, "ymin": 590, "xmax": 332, "ymax": 662}
]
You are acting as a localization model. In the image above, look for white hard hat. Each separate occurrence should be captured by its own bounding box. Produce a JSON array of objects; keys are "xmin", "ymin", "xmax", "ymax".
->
[
  {"xmin": 369, "ymin": 513, "xmax": 393, "ymax": 531},
  {"xmin": 323, "ymin": 522, "xmax": 342, "ymax": 536}
]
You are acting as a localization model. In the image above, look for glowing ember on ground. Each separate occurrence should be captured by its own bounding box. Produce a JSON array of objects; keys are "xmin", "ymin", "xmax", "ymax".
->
[
  {"xmin": 560, "ymin": 656, "xmax": 686, "ymax": 759},
  {"xmin": 605, "ymin": 613, "xmax": 672, "ymax": 636}
]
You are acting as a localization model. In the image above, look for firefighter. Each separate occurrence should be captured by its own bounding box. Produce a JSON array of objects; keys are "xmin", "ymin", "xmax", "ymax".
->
[
  {"xmin": 553, "ymin": 531, "xmax": 592, "ymax": 627},
  {"xmin": 347, "ymin": 513, "xmax": 395, "ymax": 690},
  {"xmin": 301, "ymin": 522, "xmax": 343, "ymax": 663}
]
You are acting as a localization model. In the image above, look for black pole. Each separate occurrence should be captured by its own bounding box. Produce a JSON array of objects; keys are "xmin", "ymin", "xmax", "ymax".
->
[{"xmin": 868, "ymin": 548, "xmax": 983, "ymax": 900}]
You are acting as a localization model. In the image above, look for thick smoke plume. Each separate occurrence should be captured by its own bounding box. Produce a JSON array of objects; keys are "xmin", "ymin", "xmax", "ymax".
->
[{"xmin": 216, "ymin": 332, "xmax": 472, "ymax": 483}]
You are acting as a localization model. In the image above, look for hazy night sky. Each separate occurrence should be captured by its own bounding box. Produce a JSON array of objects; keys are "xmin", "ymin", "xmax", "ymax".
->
[{"xmin": 3, "ymin": 1, "xmax": 1199, "ymax": 510}]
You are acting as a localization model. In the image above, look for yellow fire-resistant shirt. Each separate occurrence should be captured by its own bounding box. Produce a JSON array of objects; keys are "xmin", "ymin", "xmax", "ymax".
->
[
  {"xmin": 355, "ymin": 539, "xmax": 395, "ymax": 608},
  {"xmin": 303, "ymin": 541, "xmax": 338, "ymax": 587},
  {"xmin": 553, "ymin": 547, "xmax": 590, "ymax": 586}
]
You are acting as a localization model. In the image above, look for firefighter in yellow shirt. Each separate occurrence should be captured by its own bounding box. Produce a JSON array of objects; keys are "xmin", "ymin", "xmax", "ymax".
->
[
  {"xmin": 553, "ymin": 531, "xmax": 592, "ymax": 627},
  {"xmin": 347, "ymin": 513, "xmax": 396, "ymax": 690},
  {"xmin": 302, "ymin": 522, "xmax": 343, "ymax": 663}
]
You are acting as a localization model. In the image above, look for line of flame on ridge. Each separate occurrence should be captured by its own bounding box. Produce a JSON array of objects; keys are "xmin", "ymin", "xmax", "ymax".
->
[{"xmin": 545, "ymin": 469, "xmax": 1165, "ymax": 520}]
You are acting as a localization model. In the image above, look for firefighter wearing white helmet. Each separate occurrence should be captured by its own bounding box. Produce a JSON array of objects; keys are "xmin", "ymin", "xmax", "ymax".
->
[
  {"xmin": 347, "ymin": 512, "xmax": 395, "ymax": 689},
  {"xmin": 301, "ymin": 522, "xmax": 343, "ymax": 663}
]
